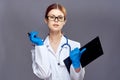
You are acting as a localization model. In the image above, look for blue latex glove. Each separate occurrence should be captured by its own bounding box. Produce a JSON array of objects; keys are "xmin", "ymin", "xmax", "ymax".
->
[
  {"xmin": 28, "ymin": 31, "xmax": 43, "ymax": 46},
  {"xmin": 70, "ymin": 47, "xmax": 86, "ymax": 69}
]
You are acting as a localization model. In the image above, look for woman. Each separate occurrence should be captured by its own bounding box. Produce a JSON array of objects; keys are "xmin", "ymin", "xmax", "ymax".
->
[{"xmin": 28, "ymin": 3, "xmax": 86, "ymax": 80}]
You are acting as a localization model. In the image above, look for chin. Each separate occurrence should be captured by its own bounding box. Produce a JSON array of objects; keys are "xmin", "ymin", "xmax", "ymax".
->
[{"xmin": 51, "ymin": 29, "xmax": 61, "ymax": 32}]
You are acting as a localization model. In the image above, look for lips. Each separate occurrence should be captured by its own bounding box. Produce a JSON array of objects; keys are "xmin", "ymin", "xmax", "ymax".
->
[{"xmin": 53, "ymin": 24, "xmax": 59, "ymax": 27}]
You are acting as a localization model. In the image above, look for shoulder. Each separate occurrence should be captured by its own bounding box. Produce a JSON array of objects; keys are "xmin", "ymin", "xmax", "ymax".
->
[{"xmin": 68, "ymin": 39, "xmax": 81, "ymax": 50}]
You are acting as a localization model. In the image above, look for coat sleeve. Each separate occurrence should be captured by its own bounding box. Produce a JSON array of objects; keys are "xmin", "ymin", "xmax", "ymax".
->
[
  {"xmin": 31, "ymin": 45, "xmax": 51, "ymax": 79},
  {"xmin": 69, "ymin": 41, "xmax": 85, "ymax": 80},
  {"xmin": 70, "ymin": 65, "xmax": 85, "ymax": 80}
]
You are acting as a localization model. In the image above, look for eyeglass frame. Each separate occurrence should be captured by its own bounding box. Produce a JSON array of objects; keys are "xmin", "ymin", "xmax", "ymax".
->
[{"xmin": 46, "ymin": 15, "xmax": 66, "ymax": 22}]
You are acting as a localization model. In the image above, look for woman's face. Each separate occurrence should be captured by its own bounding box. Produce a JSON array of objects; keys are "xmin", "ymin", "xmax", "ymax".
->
[{"xmin": 45, "ymin": 9, "xmax": 66, "ymax": 32}]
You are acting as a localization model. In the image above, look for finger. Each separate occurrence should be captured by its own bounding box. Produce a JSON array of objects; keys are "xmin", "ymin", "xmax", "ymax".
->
[
  {"xmin": 80, "ymin": 48, "xmax": 86, "ymax": 54},
  {"xmin": 30, "ymin": 31, "xmax": 38, "ymax": 38},
  {"xmin": 31, "ymin": 31, "xmax": 38, "ymax": 36}
]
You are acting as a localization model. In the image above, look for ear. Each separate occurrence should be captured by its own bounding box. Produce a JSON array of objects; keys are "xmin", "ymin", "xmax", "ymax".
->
[{"xmin": 63, "ymin": 19, "xmax": 67, "ymax": 25}]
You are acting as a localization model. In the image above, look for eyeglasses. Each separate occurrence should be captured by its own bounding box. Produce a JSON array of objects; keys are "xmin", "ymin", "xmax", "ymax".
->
[{"xmin": 47, "ymin": 15, "xmax": 65, "ymax": 22}]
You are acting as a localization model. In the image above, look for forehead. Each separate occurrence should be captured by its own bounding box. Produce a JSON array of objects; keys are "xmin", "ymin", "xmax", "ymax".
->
[{"xmin": 48, "ymin": 9, "xmax": 64, "ymax": 16}]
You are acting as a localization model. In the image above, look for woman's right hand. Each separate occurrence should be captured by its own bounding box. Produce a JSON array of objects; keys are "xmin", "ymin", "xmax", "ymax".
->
[
  {"xmin": 28, "ymin": 31, "xmax": 43, "ymax": 46},
  {"xmin": 70, "ymin": 47, "xmax": 86, "ymax": 69}
]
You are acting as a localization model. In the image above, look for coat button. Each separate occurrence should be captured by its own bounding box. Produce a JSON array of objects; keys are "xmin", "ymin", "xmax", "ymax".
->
[{"xmin": 58, "ymin": 63, "xmax": 60, "ymax": 65}]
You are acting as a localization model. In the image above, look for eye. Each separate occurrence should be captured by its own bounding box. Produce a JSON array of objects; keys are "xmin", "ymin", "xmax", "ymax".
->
[
  {"xmin": 49, "ymin": 16, "xmax": 55, "ymax": 19},
  {"xmin": 58, "ymin": 16, "xmax": 64, "ymax": 20}
]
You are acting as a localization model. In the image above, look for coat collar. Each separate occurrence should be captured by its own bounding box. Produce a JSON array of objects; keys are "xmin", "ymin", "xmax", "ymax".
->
[
  {"xmin": 44, "ymin": 35, "xmax": 67, "ymax": 48},
  {"xmin": 44, "ymin": 35, "xmax": 68, "ymax": 54}
]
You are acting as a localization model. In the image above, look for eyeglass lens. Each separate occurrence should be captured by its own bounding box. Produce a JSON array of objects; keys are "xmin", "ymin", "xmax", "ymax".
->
[{"xmin": 47, "ymin": 15, "xmax": 65, "ymax": 22}]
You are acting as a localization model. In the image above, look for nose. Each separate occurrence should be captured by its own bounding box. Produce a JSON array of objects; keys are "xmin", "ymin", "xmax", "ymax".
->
[{"xmin": 54, "ymin": 17, "xmax": 59, "ymax": 22}]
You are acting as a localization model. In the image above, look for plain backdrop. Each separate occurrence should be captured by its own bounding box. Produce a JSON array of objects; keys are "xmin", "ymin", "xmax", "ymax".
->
[{"xmin": 0, "ymin": 0, "xmax": 120, "ymax": 80}]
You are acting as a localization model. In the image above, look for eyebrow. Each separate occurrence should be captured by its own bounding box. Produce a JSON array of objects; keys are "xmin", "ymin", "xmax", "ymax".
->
[{"xmin": 48, "ymin": 14, "xmax": 64, "ymax": 17}]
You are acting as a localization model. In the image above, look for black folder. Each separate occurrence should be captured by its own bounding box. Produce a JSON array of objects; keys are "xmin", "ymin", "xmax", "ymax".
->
[{"xmin": 64, "ymin": 36, "xmax": 104, "ymax": 73}]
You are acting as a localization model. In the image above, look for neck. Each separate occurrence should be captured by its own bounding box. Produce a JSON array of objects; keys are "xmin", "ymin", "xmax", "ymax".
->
[{"xmin": 49, "ymin": 31, "xmax": 62, "ymax": 43}]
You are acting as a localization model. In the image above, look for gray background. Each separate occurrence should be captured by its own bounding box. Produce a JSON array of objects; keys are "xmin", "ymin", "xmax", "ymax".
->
[{"xmin": 0, "ymin": 0, "xmax": 120, "ymax": 80}]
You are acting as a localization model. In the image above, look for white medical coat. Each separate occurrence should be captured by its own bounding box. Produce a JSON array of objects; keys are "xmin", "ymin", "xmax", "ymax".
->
[{"xmin": 31, "ymin": 35, "xmax": 85, "ymax": 80}]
